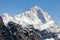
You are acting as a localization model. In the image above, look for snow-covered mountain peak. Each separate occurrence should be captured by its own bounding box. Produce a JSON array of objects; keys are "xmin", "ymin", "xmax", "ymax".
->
[
  {"xmin": 30, "ymin": 6, "xmax": 44, "ymax": 13},
  {"xmin": 31, "ymin": 6, "xmax": 42, "ymax": 10},
  {"xmin": 31, "ymin": 6, "xmax": 40, "ymax": 10},
  {"xmin": 2, "ymin": 6, "xmax": 59, "ymax": 31}
]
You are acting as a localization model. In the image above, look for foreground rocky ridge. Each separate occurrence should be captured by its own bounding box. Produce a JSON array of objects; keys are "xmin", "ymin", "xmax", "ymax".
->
[
  {"xmin": 0, "ymin": 16, "xmax": 42, "ymax": 40},
  {"xmin": 0, "ymin": 16, "xmax": 60, "ymax": 40}
]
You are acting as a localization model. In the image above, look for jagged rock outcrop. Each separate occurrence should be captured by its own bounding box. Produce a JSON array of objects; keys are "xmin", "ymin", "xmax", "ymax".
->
[
  {"xmin": 0, "ymin": 16, "xmax": 13, "ymax": 40},
  {"xmin": 24, "ymin": 25, "xmax": 42, "ymax": 40},
  {"xmin": 40, "ymin": 30, "xmax": 58, "ymax": 39},
  {"xmin": 0, "ymin": 16, "xmax": 43, "ymax": 40},
  {"xmin": 7, "ymin": 22, "xmax": 29, "ymax": 40},
  {"xmin": 0, "ymin": 16, "xmax": 5, "ymax": 40},
  {"xmin": 7, "ymin": 22, "xmax": 42, "ymax": 40}
]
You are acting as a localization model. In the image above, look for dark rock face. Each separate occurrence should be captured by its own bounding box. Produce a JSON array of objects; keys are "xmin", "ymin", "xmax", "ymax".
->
[
  {"xmin": 0, "ymin": 16, "xmax": 6, "ymax": 40},
  {"xmin": 0, "ymin": 16, "xmax": 4, "ymax": 26},
  {"xmin": 7, "ymin": 22, "xmax": 29, "ymax": 40},
  {"xmin": 24, "ymin": 25, "xmax": 42, "ymax": 40},
  {"xmin": 0, "ymin": 16, "xmax": 12, "ymax": 40},
  {"xmin": 40, "ymin": 30, "xmax": 58, "ymax": 39},
  {"xmin": 7, "ymin": 22, "xmax": 42, "ymax": 40}
]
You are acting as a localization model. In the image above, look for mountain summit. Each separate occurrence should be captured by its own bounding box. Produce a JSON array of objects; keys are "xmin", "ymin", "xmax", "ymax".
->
[{"xmin": 2, "ymin": 6, "xmax": 59, "ymax": 31}]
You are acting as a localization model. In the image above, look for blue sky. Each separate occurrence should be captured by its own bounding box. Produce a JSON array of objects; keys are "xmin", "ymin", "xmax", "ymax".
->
[{"xmin": 0, "ymin": 0, "xmax": 60, "ymax": 25}]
